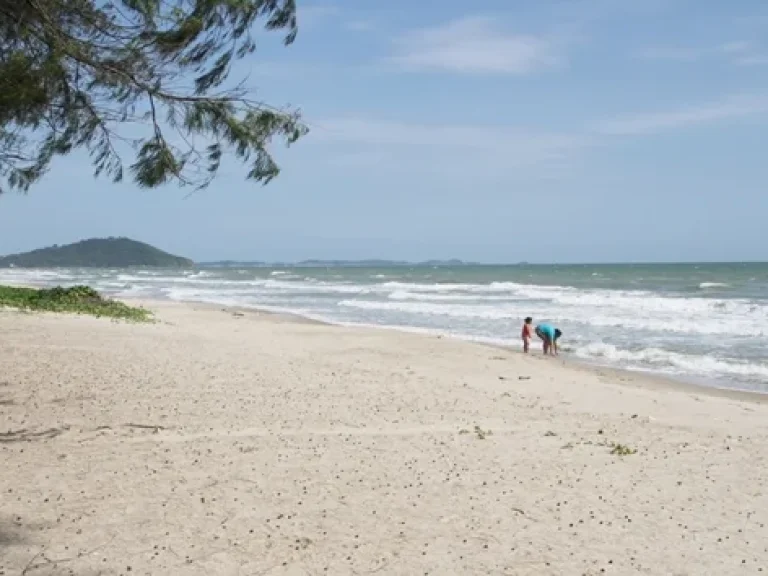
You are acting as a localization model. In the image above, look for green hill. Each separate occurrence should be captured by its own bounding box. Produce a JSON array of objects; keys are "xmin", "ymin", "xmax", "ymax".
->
[{"xmin": 0, "ymin": 237, "xmax": 194, "ymax": 268}]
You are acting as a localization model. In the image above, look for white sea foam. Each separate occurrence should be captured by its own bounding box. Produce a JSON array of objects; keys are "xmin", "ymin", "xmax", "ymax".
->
[
  {"xmin": 572, "ymin": 342, "xmax": 768, "ymax": 381},
  {"xmin": 339, "ymin": 296, "xmax": 766, "ymax": 336},
  {"xmin": 387, "ymin": 290, "xmax": 514, "ymax": 302},
  {"xmin": 185, "ymin": 270, "xmax": 214, "ymax": 279},
  {"xmin": 339, "ymin": 299, "xmax": 524, "ymax": 320}
]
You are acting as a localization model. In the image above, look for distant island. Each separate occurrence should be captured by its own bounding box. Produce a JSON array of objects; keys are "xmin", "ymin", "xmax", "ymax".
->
[{"xmin": 0, "ymin": 238, "xmax": 193, "ymax": 268}]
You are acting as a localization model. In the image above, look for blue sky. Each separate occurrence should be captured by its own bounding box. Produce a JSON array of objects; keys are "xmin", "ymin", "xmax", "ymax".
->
[{"xmin": 2, "ymin": 0, "xmax": 768, "ymax": 263}]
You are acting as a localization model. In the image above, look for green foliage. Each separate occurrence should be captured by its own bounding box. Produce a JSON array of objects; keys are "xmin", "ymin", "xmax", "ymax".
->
[
  {"xmin": 0, "ymin": 0, "xmax": 307, "ymax": 193},
  {"xmin": 610, "ymin": 443, "xmax": 637, "ymax": 456},
  {"xmin": 0, "ymin": 237, "xmax": 193, "ymax": 268},
  {"xmin": 0, "ymin": 285, "xmax": 152, "ymax": 321}
]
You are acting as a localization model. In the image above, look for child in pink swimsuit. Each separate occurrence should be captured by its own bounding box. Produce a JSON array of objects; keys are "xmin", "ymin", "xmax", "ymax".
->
[{"xmin": 521, "ymin": 317, "xmax": 534, "ymax": 353}]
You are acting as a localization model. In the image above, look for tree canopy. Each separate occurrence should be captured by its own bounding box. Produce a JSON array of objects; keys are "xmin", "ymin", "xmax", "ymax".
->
[{"xmin": 0, "ymin": 0, "xmax": 308, "ymax": 193}]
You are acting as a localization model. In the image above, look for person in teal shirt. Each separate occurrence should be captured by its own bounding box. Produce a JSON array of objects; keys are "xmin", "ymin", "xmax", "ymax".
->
[{"xmin": 535, "ymin": 323, "xmax": 562, "ymax": 356}]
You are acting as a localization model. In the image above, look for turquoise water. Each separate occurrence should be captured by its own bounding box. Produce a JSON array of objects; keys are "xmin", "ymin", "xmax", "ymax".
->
[{"xmin": 2, "ymin": 262, "xmax": 767, "ymax": 392}]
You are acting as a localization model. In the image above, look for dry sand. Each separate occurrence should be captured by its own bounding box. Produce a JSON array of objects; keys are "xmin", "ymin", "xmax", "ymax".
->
[{"xmin": 1, "ymin": 300, "xmax": 768, "ymax": 575}]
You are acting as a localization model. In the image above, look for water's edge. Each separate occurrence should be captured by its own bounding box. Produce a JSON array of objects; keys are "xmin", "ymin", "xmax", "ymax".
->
[
  {"xmin": 3, "ymin": 263, "xmax": 766, "ymax": 394},
  {"xmin": 133, "ymin": 294, "xmax": 768, "ymax": 402}
]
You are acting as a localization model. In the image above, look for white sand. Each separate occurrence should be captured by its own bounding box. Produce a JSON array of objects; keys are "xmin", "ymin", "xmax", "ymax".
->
[{"xmin": 1, "ymin": 300, "xmax": 768, "ymax": 575}]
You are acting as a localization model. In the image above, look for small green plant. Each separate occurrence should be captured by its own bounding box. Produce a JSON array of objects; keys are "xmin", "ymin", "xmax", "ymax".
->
[
  {"xmin": 610, "ymin": 443, "xmax": 637, "ymax": 456},
  {"xmin": 0, "ymin": 285, "xmax": 152, "ymax": 322}
]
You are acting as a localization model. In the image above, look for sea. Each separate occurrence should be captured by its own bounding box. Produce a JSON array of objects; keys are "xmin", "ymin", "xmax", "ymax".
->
[{"xmin": 1, "ymin": 262, "xmax": 767, "ymax": 393}]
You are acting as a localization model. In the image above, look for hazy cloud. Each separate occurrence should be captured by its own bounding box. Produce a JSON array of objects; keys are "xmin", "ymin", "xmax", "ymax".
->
[
  {"xmin": 637, "ymin": 40, "xmax": 768, "ymax": 66},
  {"xmin": 389, "ymin": 16, "xmax": 560, "ymax": 75},
  {"xmin": 595, "ymin": 95, "xmax": 768, "ymax": 136},
  {"xmin": 306, "ymin": 94, "xmax": 768, "ymax": 172}
]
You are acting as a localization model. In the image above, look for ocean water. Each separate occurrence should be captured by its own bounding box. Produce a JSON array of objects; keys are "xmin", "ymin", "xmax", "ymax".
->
[{"xmin": 1, "ymin": 263, "xmax": 767, "ymax": 392}]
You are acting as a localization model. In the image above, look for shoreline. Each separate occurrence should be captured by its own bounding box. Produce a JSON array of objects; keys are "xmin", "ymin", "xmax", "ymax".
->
[
  {"xmin": 2, "ymin": 275, "xmax": 765, "ymax": 398},
  {"xmin": 2, "ymin": 282, "xmax": 764, "ymax": 401},
  {"xmin": 136, "ymin": 296, "xmax": 768, "ymax": 404}
]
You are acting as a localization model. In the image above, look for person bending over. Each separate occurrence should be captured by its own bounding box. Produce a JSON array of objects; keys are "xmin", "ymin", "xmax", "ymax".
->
[{"xmin": 535, "ymin": 323, "xmax": 563, "ymax": 356}]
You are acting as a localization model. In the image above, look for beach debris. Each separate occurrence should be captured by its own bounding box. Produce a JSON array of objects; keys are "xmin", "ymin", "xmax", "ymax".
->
[
  {"xmin": 518, "ymin": 376, "xmax": 531, "ymax": 380},
  {"xmin": 124, "ymin": 423, "xmax": 166, "ymax": 434},
  {"xmin": 544, "ymin": 431, "xmax": 558, "ymax": 437},
  {"xmin": 458, "ymin": 426, "xmax": 492, "ymax": 439},
  {"xmin": 610, "ymin": 443, "xmax": 637, "ymax": 456},
  {"xmin": 295, "ymin": 537, "xmax": 312, "ymax": 549},
  {"xmin": 0, "ymin": 426, "xmax": 69, "ymax": 443}
]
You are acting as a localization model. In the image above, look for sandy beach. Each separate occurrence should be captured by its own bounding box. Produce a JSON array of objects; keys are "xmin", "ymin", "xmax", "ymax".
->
[{"xmin": 2, "ymin": 300, "xmax": 768, "ymax": 575}]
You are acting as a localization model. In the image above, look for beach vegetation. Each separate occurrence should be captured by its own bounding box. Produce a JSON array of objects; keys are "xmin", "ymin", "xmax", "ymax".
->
[
  {"xmin": 610, "ymin": 443, "xmax": 637, "ymax": 456},
  {"xmin": 0, "ymin": 0, "xmax": 307, "ymax": 194},
  {"xmin": 0, "ymin": 284, "xmax": 152, "ymax": 321}
]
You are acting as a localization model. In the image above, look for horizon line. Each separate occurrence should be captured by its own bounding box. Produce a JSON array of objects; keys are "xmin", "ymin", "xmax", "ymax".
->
[{"xmin": 196, "ymin": 259, "xmax": 768, "ymax": 267}]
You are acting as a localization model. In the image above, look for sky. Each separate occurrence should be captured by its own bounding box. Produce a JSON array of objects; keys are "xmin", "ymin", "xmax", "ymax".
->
[{"xmin": 2, "ymin": 0, "xmax": 768, "ymax": 263}]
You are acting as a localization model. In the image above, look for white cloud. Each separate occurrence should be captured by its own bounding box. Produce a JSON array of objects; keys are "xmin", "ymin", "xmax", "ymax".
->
[
  {"xmin": 389, "ymin": 16, "xmax": 559, "ymax": 74},
  {"xmin": 594, "ymin": 95, "xmax": 768, "ymax": 136}
]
